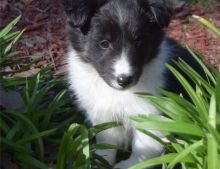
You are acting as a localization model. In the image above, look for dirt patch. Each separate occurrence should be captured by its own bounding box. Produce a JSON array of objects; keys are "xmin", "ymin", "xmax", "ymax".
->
[{"xmin": 167, "ymin": 1, "xmax": 220, "ymax": 70}]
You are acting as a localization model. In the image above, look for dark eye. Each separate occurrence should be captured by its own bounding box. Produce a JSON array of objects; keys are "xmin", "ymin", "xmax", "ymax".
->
[{"xmin": 99, "ymin": 40, "xmax": 110, "ymax": 49}]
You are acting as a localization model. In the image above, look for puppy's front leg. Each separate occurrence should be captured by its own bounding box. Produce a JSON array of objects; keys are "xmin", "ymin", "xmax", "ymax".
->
[
  {"xmin": 114, "ymin": 129, "xmax": 164, "ymax": 169},
  {"xmin": 96, "ymin": 127, "xmax": 124, "ymax": 166}
]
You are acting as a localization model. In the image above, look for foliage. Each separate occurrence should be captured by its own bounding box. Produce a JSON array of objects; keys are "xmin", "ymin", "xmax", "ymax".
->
[
  {"xmin": 0, "ymin": 16, "xmax": 82, "ymax": 169},
  {"xmin": 129, "ymin": 17, "xmax": 220, "ymax": 169},
  {"xmin": 57, "ymin": 122, "xmax": 120, "ymax": 169},
  {"xmin": 185, "ymin": 0, "xmax": 214, "ymax": 8}
]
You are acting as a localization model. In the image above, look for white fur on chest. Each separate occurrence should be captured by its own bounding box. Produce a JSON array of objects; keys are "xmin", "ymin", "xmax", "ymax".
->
[{"xmin": 67, "ymin": 42, "xmax": 168, "ymax": 125}]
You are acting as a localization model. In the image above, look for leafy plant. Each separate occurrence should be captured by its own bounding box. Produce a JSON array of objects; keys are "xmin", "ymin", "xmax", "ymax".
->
[
  {"xmin": 129, "ymin": 17, "xmax": 220, "ymax": 169},
  {"xmin": 57, "ymin": 122, "xmax": 121, "ymax": 169},
  {"xmin": 0, "ymin": 17, "xmax": 81, "ymax": 169}
]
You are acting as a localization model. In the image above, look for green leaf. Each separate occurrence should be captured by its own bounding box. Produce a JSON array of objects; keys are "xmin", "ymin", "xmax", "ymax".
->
[
  {"xmin": 91, "ymin": 143, "xmax": 122, "ymax": 151},
  {"xmin": 137, "ymin": 128, "xmax": 166, "ymax": 146},
  {"xmin": 0, "ymin": 16, "xmax": 21, "ymax": 38},
  {"xmin": 167, "ymin": 65, "xmax": 208, "ymax": 121},
  {"xmin": 4, "ymin": 29, "xmax": 25, "ymax": 54},
  {"xmin": 0, "ymin": 118, "xmax": 10, "ymax": 134},
  {"xmin": 207, "ymin": 124, "xmax": 220, "ymax": 149},
  {"xmin": 17, "ymin": 128, "xmax": 57, "ymax": 144},
  {"xmin": 193, "ymin": 15, "xmax": 220, "ymax": 37},
  {"xmin": 128, "ymin": 153, "xmax": 194, "ymax": 169},
  {"xmin": 41, "ymin": 90, "xmax": 67, "ymax": 130},
  {"xmin": 57, "ymin": 123, "xmax": 80, "ymax": 169},
  {"xmin": 216, "ymin": 74, "xmax": 220, "ymax": 112},
  {"xmin": 207, "ymin": 95, "xmax": 218, "ymax": 169},
  {"xmin": 6, "ymin": 122, "xmax": 20, "ymax": 140},
  {"xmin": 89, "ymin": 122, "xmax": 120, "ymax": 139},
  {"xmin": 57, "ymin": 123, "xmax": 90, "ymax": 169},
  {"xmin": 5, "ymin": 110, "xmax": 44, "ymax": 160},
  {"xmin": 141, "ymin": 94, "xmax": 191, "ymax": 122},
  {"xmin": 207, "ymin": 134, "xmax": 218, "ymax": 169},
  {"xmin": 132, "ymin": 116, "xmax": 204, "ymax": 137},
  {"xmin": 186, "ymin": 46, "xmax": 216, "ymax": 85},
  {"xmin": 168, "ymin": 140, "xmax": 203, "ymax": 168},
  {"xmin": 0, "ymin": 137, "xmax": 29, "ymax": 153},
  {"xmin": 16, "ymin": 153, "xmax": 49, "ymax": 169},
  {"xmin": 175, "ymin": 58, "xmax": 214, "ymax": 95},
  {"xmin": 159, "ymin": 90, "xmax": 205, "ymax": 125}
]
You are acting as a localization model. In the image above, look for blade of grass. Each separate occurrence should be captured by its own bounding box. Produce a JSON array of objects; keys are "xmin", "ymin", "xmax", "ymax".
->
[
  {"xmin": 0, "ymin": 118, "xmax": 10, "ymax": 134},
  {"xmin": 159, "ymin": 89, "xmax": 204, "ymax": 124},
  {"xmin": 167, "ymin": 65, "xmax": 208, "ymax": 121},
  {"xmin": 57, "ymin": 123, "xmax": 80, "ymax": 169},
  {"xmin": 132, "ymin": 118, "xmax": 203, "ymax": 137},
  {"xmin": 128, "ymin": 153, "xmax": 194, "ymax": 169},
  {"xmin": 0, "ymin": 16, "xmax": 21, "ymax": 38},
  {"xmin": 89, "ymin": 122, "xmax": 120, "ymax": 139},
  {"xmin": 0, "ymin": 137, "xmax": 29, "ymax": 153},
  {"xmin": 141, "ymin": 95, "xmax": 192, "ymax": 122},
  {"xmin": 216, "ymin": 74, "xmax": 220, "ymax": 112},
  {"xmin": 16, "ymin": 153, "xmax": 49, "ymax": 169},
  {"xmin": 207, "ymin": 95, "xmax": 218, "ymax": 169},
  {"xmin": 17, "ymin": 128, "xmax": 57, "ymax": 144},
  {"xmin": 4, "ymin": 29, "xmax": 25, "ymax": 54},
  {"xmin": 168, "ymin": 140, "xmax": 203, "ymax": 168},
  {"xmin": 6, "ymin": 122, "xmax": 20, "ymax": 140},
  {"xmin": 193, "ymin": 15, "xmax": 220, "ymax": 36},
  {"xmin": 6, "ymin": 110, "xmax": 44, "ymax": 160},
  {"xmin": 186, "ymin": 46, "xmax": 216, "ymax": 84},
  {"xmin": 175, "ymin": 59, "xmax": 214, "ymax": 95}
]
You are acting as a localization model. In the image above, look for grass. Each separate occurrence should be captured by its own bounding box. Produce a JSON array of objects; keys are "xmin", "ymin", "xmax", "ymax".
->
[
  {"xmin": 185, "ymin": 0, "xmax": 215, "ymax": 9},
  {"xmin": 0, "ymin": 15, "xmax": 219, "ymax": 169}
]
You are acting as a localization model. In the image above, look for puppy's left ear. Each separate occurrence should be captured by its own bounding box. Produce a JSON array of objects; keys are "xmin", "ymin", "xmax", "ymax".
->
[
  {"xmin": 63, "ymin": 0, "xmax": 96, "ymax": 28},
  {"xmin": 147, "ymin": 0, "xmax": 174, "ymax": 27}
]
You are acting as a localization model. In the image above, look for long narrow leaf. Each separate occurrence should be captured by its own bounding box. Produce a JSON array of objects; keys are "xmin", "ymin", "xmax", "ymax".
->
[
  {"xmin": 167, "ymin": 65, "xmax": 208, "ymax": 121},
  {"xmin": 0, "ymin": 16, "xmax": 21, "ymax": 38},
  {"xmin": 132, "ymin": 119, "xmax": 203, "ymax": 137},
  {"xmin": 168, "ymin": 140, "xmax": 203, "ymax": 168},
  {"xmin": 129, "ymin": 153, "xmax": 194, "ymax": 169}
]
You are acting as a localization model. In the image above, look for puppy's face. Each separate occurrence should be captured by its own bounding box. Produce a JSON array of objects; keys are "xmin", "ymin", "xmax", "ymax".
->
[{"xmin": 64, "ymin": 0, "xmax": 172, "ymax": 90}]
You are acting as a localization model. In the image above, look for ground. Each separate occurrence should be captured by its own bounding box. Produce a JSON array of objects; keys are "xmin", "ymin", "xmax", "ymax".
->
[{"xmin": 0, "ymin": 0, "xmax": 220, "ymax": 76}]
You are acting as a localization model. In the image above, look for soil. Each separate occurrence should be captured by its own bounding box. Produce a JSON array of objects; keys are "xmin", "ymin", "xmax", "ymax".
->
[
  {"xmin": 0, "ymin": 0, "xmax": 220, "ymax": 74},
  {"xmin": 167, "ymin": 1, "xmax": 220, "ymax": 70}
]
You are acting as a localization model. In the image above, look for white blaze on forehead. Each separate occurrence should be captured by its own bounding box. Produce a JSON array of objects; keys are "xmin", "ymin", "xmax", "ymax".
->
[{"xmin": 114, "ymin": 51, "xmax": 132, "ymax": 76}]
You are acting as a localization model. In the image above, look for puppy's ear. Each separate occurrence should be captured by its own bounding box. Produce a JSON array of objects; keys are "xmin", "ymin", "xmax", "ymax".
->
[
  {"xmin": 63, "ymin": 0, "xmax": 96, "ymax": 28},
  {"xmin": 63, "ymin": 0, "xmax": 107, "ymax": 29},
  {"xmin": 149, "ymin": 0, "xmax": 173, "ymax": 27},
  {"xmin": 139, "ymin": 0, "xmax": 173, "ymax": 27}
]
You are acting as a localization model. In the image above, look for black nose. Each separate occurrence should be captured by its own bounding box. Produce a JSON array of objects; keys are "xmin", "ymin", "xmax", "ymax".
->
[{"xmin": 117, "ymin": 74, "xmax": 133, "ymax": 87}]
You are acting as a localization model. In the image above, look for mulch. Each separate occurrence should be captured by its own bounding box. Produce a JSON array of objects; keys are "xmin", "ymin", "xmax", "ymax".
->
[
  {"xmin": 0, "ymin": 0, "xmax": 220, "ymax": 73},
  {"xmin": 167, "ymin": 1, "xmax": 220, "ymax": 70}
]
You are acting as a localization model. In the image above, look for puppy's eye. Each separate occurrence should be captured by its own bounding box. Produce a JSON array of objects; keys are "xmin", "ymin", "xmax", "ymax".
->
[
  {"xmin": 99, "ymin": 40, "xmax": 110, "ymax": 49},
  {"xmin": 134, "ymin": 39, "xmax": 142, "ymax": 47}
]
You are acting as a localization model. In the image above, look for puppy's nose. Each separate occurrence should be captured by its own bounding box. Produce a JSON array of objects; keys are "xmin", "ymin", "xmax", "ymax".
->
[{"xmin": 117, "ymin": 74, "xmax": 133, "ymax": 87}]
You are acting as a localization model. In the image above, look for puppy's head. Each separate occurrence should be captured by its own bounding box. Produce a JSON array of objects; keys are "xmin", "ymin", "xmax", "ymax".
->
[{"xmin": 64, "ymin": 0, "xmax": 173, "ymax": 90}]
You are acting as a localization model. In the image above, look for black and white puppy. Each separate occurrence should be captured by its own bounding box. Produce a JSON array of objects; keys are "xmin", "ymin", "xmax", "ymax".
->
[{"xmin": 64, "ymin": 0, "xmax": 202, "ymax": 168}]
